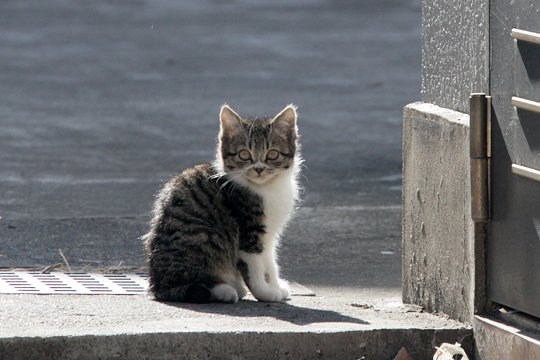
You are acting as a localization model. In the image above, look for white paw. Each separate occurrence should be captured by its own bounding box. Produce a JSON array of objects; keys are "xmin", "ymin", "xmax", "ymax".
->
[
  {"xmin": 278, "ymin": 279, "xmax": 290, "ymax": 299},
  {"xmin": 251, "ymin": 283, "xmax": 287, "ymax": 302},
  {"xmin": 236, "ymin": 284, "xmax": 248, "ymax": 300},
  {"xmin": 211, "ymin": 284, "xmax": 239, "ymax": 303}
]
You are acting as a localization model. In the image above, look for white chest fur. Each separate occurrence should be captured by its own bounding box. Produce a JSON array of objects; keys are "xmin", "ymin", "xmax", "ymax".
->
[{"xmin": 249, "ymin": 168, "xmax": 298, "ymax": 243}]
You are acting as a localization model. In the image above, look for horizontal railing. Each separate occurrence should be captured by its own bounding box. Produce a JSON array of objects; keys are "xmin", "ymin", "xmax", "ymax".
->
[
  {"xmin": 512, "ymin": 164, "xmax": 540, "ymax": 182},
  {"xmin": 511, "ymin": 28, "xmax": 540, "ymax": 45}
]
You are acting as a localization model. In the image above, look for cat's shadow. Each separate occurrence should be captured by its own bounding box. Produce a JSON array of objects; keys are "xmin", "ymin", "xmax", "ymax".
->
[{"xmin": 158, "ymin": 297, "xmax": 369, "ymax": 326}]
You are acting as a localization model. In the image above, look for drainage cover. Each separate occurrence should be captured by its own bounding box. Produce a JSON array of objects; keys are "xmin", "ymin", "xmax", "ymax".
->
[
  {"xmin": 0, "ymin": 271, "xmax": 315, "ymax": 296},
  {"xmin": 0, "ymin": 271, "xmax": 148, "ymax": 295}
]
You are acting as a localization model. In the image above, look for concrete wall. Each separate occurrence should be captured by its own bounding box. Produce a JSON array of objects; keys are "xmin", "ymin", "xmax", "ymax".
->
[
  {"xmin": 474, "ymin": 315, "xmax": 540, "ymax": 358},
  {"xmin": 421, "ymin": 0, "xmax": 489, "ymax": 113},
  {"xmin": 402, "ymin": 102, "xmax": 479, "ymax": 323},
  {"xmin": 402, "ymin": 0, "xmax": 490, "ymax": 323},
  {"xmin": 405, "ymin": 1, "xmax": 540, "ymax": 356}
]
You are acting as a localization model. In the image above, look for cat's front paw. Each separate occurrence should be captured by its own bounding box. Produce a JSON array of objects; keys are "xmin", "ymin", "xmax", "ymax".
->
[
  {"xmin": 278, "ymin": 279, "xmax": 290, "ymax": 299},
  {"xmin": 251, "ymin": 284, "xmax": 286, "ymax": 302}
]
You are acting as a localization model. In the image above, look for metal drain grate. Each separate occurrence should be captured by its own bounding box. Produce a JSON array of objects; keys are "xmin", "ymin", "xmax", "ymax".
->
[
  {"xmin": 0, "ymin": 271, "xmax": 315, "ymax": 297},
  {"xmin": 0, "ymin": 272, "xmax": 148, "ymax": 295}
]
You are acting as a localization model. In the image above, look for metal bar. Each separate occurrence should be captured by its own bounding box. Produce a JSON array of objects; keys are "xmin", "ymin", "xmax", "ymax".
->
[
  {"xmin": 486, "ymin": 96, "xmax": 492, "ymax": 217},
  {"xmin": 486, "ymin": 96, "xmax": 492, "ymax": 159},
  {"xmin": 470, "ymin": 93, "xmax": 488, "ymax": 159},
  {"xmin": 470, "ymin": 93, "xmax": 490, "ymax": 221},
  {"xmin": 471, "ymin": 159, "xmax": 489, "ymax": 221},
  {"xmin": 512, "ymin": 96, "xmax": 540, "ymax": 114},
  {"xmin": 512, "ymin": 164, "xmax": 540, "ymax": 182},
  {"xmin": 511, "ymin": 28, "xmax": 540, "ymax": 45}
]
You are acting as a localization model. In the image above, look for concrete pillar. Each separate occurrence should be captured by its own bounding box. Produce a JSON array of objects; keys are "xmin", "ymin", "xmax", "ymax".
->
[{"xmin": 402, "ymin": 0, "xmax": 489, "ymax": 323}]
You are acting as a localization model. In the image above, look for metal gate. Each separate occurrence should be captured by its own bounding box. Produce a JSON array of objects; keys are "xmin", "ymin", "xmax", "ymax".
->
[{"xmin": 488, "ymin": 0, "xmax": 540, "ymax": 318}]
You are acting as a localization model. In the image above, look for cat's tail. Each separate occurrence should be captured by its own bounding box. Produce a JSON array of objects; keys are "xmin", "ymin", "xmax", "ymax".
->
[{"xmin": 151, "ymin": 283, "xmax": 213, "ymax": 303}]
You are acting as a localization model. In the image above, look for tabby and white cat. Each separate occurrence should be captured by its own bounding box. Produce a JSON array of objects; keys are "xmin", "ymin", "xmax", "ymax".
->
[{"xmin": 144, "ymin": 104, "xmax": 301, "ymax": 303}]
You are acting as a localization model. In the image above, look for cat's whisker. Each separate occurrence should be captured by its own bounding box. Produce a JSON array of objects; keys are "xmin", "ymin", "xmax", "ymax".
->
[
  {"xmin": 218, "ymin": 171, "xmax": 243, "ymax": 194},
  {"xmin": 297, "ymin": 158, "xmax": 307, "ymax": 170},
  {"xmin": 223, "ymin": 172, "xmax": 245, "ymax": 195},
  {"xmin": 209, "ymin": 172, "xmax": 227, "ymax": 184}
]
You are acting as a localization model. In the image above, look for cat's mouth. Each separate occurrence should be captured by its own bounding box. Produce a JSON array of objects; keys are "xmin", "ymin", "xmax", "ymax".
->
[{"xmin": 245, "ymin": 170, "xmax": 275, "ymax": 185}]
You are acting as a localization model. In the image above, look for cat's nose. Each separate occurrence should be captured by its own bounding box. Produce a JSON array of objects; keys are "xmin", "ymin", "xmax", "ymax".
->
[{"xmin": 253, "ymin": 165, "xmax": 265, "ymax": 175}]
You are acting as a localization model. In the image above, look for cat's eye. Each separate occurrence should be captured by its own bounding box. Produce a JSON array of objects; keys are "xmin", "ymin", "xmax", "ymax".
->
[
  {"xmin": 266, "ymin": 149, "xmax": 280, "ymax": 161},
  {"xmin": 237, "ymin": 149, "xmax": 252, "ymax": 161}
]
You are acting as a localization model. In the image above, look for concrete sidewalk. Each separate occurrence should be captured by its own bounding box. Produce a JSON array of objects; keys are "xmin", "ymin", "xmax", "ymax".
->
[{"xmin": 0, "ymin": 287, "xmax": 472, "ymax": 360}]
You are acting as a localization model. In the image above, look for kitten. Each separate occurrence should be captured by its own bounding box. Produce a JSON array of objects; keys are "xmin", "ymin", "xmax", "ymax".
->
[{"xmin": 143, "ymin": 104, "xmax": 301, "ymax": 303}]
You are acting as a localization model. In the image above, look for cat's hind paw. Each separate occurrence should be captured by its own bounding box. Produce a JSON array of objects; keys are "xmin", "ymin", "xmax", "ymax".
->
[{"xmin": 211, "ymin": 284, "xmax": 239, "ymax": 303}]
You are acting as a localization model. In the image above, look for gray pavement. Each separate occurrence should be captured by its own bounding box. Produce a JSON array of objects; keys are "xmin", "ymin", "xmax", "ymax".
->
[{"xmin": 0, "ymin": 0, "xmax": 420, "ymax": 291}]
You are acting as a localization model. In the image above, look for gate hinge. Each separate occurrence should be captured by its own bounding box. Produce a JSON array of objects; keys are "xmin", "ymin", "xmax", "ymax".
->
[{"xmin": 470, "ymin": 93, "xmax": 491, "ymax": 222}]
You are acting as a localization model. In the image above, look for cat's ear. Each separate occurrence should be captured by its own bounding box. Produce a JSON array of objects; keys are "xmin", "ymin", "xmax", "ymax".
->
[
  {"xmin": 219, "ymin": 104, "xmax": 243, "ymax": 137},
  {"xmin": 271, "ymin": 104, "xmax": 298, "ymax": 136}
]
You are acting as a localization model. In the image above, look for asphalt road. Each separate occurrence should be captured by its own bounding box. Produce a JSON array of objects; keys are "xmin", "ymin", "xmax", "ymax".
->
[{"xmin": 0, "ymin": 0, "xmax": 420, "ymax": 289}]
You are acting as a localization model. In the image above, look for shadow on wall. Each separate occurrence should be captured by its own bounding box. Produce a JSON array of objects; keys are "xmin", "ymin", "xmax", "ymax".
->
[
  {"xmin": 518, "ymin": 41, "xmax": 540, "ymax": 80},
  {"xmin": 517, "ymin": 108, "xmax": 540, "ymax": 151}
]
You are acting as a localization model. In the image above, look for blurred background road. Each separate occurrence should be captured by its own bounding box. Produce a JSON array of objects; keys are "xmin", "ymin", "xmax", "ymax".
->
[{"xmin": 0, "ymin": 0, "xmax": 420, "ymax": 293}]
